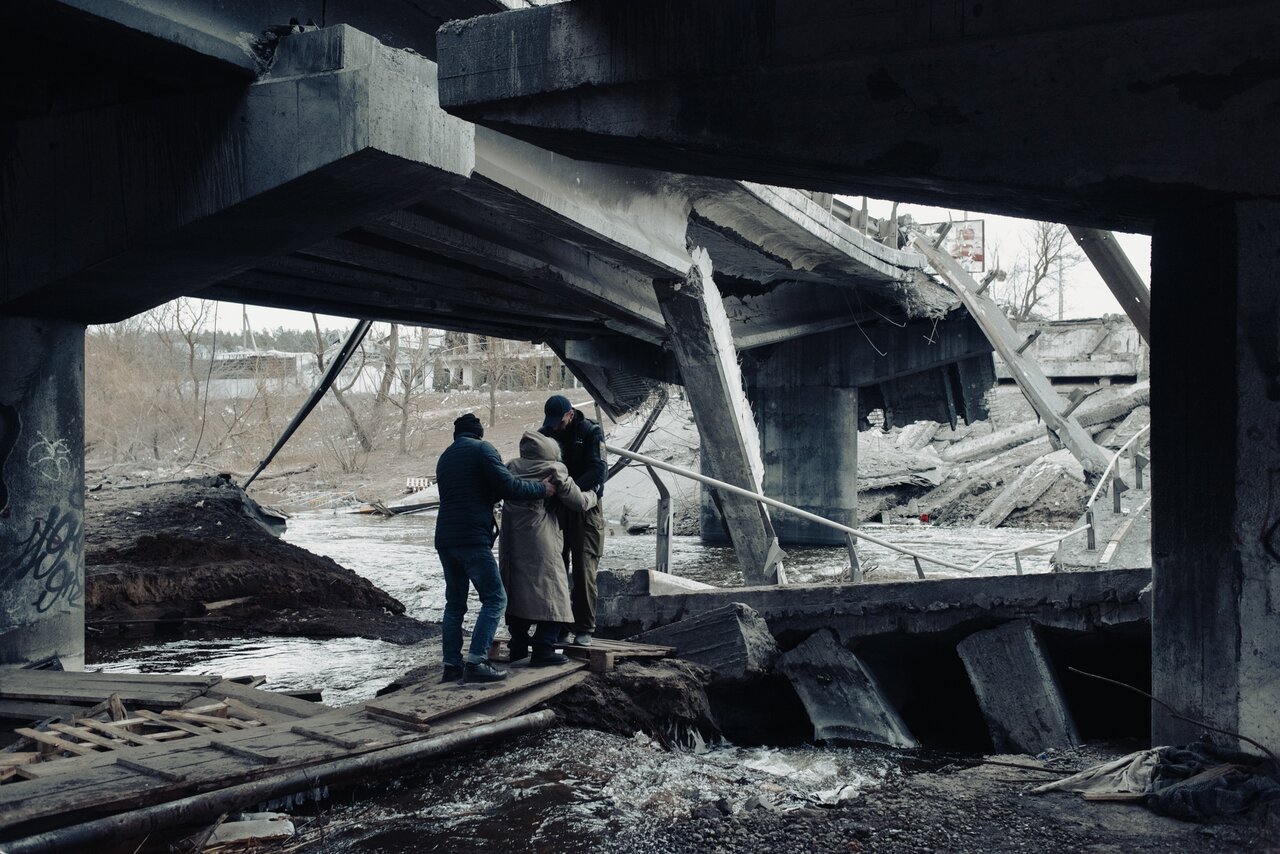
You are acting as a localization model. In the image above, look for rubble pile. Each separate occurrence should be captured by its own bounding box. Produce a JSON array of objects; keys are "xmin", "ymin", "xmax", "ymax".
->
[{"xmin": 862, "ymin": 382, "xmax": 1150, "ymax": 528}]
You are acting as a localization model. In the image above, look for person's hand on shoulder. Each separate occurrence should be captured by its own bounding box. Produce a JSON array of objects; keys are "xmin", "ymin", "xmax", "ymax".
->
[{"xmin": 542, "ymin": 477, "xmax": 555, "ymax": 497}]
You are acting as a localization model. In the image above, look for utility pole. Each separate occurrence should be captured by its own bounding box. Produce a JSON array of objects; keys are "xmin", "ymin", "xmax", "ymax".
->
[{"xmin": 1057, "ymin": 259, "xmax": 1064, "ymax": 320}]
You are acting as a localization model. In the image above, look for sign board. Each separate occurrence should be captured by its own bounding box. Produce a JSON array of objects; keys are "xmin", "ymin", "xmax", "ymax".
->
[{"xmin": 912, "ymin": 220, "xmax": 985, "ymax": 274}]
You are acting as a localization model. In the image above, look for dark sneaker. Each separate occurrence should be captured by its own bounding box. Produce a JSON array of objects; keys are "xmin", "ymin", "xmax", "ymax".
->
[
  {"xmin": 529, "ymin": 650, "xmax": 570, "ymax": 667},
  {"xmin": 462, "ymin": 660, "xmax": 508, "ymax": 683},
  {"xmin": 440, "ymin": 665, "xmax": 462, "ymax": 684},
  {"xmin": 573, "ymin": 632, "xmax": 593, "ymax": 647}
]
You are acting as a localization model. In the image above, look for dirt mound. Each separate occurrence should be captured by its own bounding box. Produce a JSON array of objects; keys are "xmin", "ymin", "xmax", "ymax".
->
[{"xmin": 85, "ymin": 475, "xmax": 436, "ymax": 644}]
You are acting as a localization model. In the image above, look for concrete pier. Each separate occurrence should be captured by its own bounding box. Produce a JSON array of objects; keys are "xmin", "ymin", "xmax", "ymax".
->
[
  {"xmin": 746, "ymin": 334, "xmax": 859, "ymax": 546},
  {"xmin": 1152, "ymin": 201, "xmax": 1280, "ymax": 753},
  {"xmin": 0, "ymin": 318, "xmax": 85, "ymax": 669},
  {"xmin": 956, "ymin": 620, "xmax": 1080, "ymax": 753}
]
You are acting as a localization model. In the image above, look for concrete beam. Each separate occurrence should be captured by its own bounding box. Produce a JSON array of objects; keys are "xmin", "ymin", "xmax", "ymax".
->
[
  {"xmin": 632, "ymin": 603, "xmax": 779, "ymax": 681},
  {"xmin": 2, "ymin": 25, "xmax": 473, "ymax": 322},
  {"xmin": 1069, "ymin": 228, "xmax": 1152, "ymax": 344},
  {"xmin": 957, "ymin": 620, "xmax": 1080, "ymax": 753},
  {"xmin": 438, "ymin": 0, "xmax": 1280, "ymax": 228},
  {"xmin": 778, "ymin": 630, "xmax": 918, "ymax": 748},
  {"xmin": 656, "ymin": 249, "xmax": 784, "ymax": 585},
  {"xmin": 917, "ymin": 238, "xmax": 1111, "ymax": 477},
  {"xmin": 594, "ymin": 568, "xmax": 1152, "ymax": 641},
  {"xmin": 365, "ymin": 210, "xmax": 668, "ymax": 343}
]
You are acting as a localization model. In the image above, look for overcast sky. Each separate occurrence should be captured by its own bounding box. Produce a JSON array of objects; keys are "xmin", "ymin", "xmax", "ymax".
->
[{"xmin": 216, "ymin": 199, "xmax": 1151, "ymax": 335}]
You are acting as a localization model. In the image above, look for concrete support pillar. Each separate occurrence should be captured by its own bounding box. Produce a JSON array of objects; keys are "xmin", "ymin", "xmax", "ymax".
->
[
  {"xmin": 656, "ymin": 248, "xmax": 784, "ymax": 585},
  {"xmin": 0, "ymin": 317, "xmax": 85, "ymax": 669},
  {"xmin": 1151, "ymin": 201, "xmax": 1280, "ymax": 753},
  {"xmin": 957, "ymin": 620, "xmax": 1079, "ymax": 753},
  {"xmin": 747, "ymin": 336, "xmax": 858, "ymax": 546}
]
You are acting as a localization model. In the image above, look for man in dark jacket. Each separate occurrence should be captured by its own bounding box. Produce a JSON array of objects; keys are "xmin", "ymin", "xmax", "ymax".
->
[
  {"xmin": 436, "ymin": 413, "xmax": 551, "ymax": 683},
  {"xmin": 540, "ymin": 395, "xmax": 607, "ymax": 645}
]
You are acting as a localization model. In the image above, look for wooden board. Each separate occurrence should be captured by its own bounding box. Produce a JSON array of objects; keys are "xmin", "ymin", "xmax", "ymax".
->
[
  {"xmin": 426, "ymin": 672, "xmax": 586, "ymax": 738},
  {"xmin": 365, "ymin": 660, "xmax": 585, "ymax": 726},
  {"xmin": 0, "ymin": 672, "xmax": 205, "ymax": 708},
  {"xmin": 205, "ymin": 680, "xmax": 327, "ymax": 720}
]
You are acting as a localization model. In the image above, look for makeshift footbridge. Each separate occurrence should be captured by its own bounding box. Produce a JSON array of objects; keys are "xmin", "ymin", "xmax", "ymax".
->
[{"xmin": 0, "ymin": 639, "xmax": 673, "ymax": 852}]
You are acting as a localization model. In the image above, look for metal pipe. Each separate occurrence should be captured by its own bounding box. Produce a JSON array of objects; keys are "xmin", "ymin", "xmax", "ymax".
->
[
  {"xmin": 243, "ymin": 319, "xmax": 373, "ymax": 489},
  {"xmin": 2, "ymin": 711, "xmax": 556, "ymax": 854},
  {"xmin": 969, "ymin": 525, "xmax": 1090, "ymax": 570},
  {"xmin": 603, "ymin": 443, "xmax": 970, "ymax": 572}
]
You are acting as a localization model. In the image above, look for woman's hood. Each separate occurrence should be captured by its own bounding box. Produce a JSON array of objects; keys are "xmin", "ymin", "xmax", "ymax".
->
[{"xmin": 519, "ymin": 430, "xmax": 561, "ymax": 462}]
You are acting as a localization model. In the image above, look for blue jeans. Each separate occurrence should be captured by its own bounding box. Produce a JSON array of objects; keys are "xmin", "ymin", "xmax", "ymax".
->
[{"xmin": 438, "ymin": 545, "xmax": 507, "ymax": 667}]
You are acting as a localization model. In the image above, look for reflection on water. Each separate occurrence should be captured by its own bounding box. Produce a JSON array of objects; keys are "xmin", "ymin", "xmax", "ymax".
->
[
  {"xmin": 90, "ymin": 510, "xmax": 1066, "ymax": 704},
  {"xmin": 301, "ymin": 728, "xmax": 891, "ymax": 853}
]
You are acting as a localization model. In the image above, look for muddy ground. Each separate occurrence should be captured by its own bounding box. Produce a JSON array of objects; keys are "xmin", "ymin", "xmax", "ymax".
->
[
  {"xmin": 293, "ymin": 657, "xmax": 1276, "ymax": 853},
  {"xmin": 84, "ymin": 475, "xmax": 437, "ymax": 646},
  {"xmin": 654, "ymin": 754, "xmax": 1276, "ymax": 853}
]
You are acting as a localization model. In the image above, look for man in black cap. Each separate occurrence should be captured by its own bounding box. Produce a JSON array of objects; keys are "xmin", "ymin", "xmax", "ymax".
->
[
  {"xmin": 540, "ymin": 395, "xmax": 606, "ymax": 645},
  {"xmin": 435, "ymin": 413, "xmax": 553, "ymax": 683}
]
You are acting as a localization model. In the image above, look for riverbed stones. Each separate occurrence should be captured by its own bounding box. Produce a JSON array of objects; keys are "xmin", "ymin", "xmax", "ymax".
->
[
  {"xmin": 633, "ymin": 602, "xmax": 778, "ymax": 680},
  {"xmin": 956, "ymin": 620, "xmax": 1080, "ymax": 753},
  {"xmin": 776, "ymin": 629, "xmax": 918, "ymax": 748}
]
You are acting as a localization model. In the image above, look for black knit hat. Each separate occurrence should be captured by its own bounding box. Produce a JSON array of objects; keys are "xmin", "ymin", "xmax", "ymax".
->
[{"xmin": 453, "ymin": 413, "xmax": 484, "ymax": 439}]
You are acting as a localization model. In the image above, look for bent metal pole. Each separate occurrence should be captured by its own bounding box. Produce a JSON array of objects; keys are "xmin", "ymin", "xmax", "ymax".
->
[{"xmin": 602, "ymin": 444, "xmax": 969, "ymax": 573}]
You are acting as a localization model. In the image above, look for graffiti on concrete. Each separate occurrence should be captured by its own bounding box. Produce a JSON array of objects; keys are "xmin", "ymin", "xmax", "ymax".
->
[
  {"xmin": 6, "ymin": 505, "xmax": 83, "ymax": 613},
  {"xmin": 0, "ymin": 403, "xmax": 18, "ymax": 515},
  {"xmin": 27, "ymin": 432, "xmax": 72, "ymax": 483}
]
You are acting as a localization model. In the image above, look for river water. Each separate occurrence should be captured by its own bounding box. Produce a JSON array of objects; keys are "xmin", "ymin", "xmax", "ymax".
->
[{"xmin": 89, "ymin": 511, "xmax": 1062, "ymax": 850}]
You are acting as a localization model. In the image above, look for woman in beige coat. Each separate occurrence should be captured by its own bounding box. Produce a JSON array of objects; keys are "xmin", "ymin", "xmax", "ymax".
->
[{"xmin": 499, "ymin": 431, "xmax": 598, "ymax": 665}]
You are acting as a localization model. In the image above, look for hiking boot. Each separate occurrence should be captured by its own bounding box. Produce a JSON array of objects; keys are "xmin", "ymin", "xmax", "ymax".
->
[
  {"xmin": 573, "ymin": 632, "xmax": 593, "ymax": 647},
  {"xmin": 440, "ymin": 665, "xmax": 462, "ymax": 684},
  {"xmin": 507, "ymin": 638, "xmax": 529, "ymax": 663},
  {"xmin": 462, "ymin": 660, "xmax": 508, "ymax": 683},
  {"xmin": 529, "ymin": 649, "xmax": 570, "ymax": 667}
]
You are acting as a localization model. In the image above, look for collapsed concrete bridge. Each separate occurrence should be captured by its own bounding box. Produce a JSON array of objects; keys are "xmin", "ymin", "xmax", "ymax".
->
[
  {"xmin": 431, "ymin": 0, "xmax": 1280, "ymax": 757},
  {"xmin": 2, "ymin": 4, "xmax": 1000, "ymax": 668}
]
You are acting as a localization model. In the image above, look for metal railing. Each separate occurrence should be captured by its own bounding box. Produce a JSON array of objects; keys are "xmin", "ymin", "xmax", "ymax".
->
[
  {"xmin": 1083, "ymin": 423, "xmax": 1151, "ymax": 551},
  {"xmin": 604, "ymin": 419, "xmax": 1152, "ymax": 583}
]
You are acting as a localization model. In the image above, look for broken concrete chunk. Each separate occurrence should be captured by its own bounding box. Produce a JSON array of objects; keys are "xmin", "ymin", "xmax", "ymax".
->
[
  {"xmin": 633, "ymin": 602, "xmax": 778, "ymax": 680},
  {"xmin": 956, "ymin": 620, "xmax": 1080, "ymax": 754},
  {"xmin": 776, "ymin": 630, "xmax": 918, "ymax": 748},
  {"xmin": 974, "ymin": 460, "xmax": 1065, "ymax": 528}
]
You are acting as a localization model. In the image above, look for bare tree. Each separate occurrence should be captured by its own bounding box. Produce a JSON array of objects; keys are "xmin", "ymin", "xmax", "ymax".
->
[
  {"xmin": 991, "ymin": 222, "xmax": 1084, "ymax": 322},
  {"xmin": 397, "ymin": 326, "xmax": 433, "ymax": 455},
  {"xmin": 311, "ymin": 314, "xmax": 374, "ymax": 452}
]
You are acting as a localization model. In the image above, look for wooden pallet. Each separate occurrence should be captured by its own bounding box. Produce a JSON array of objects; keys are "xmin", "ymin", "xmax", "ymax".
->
[
  {"xmin": 0, "ymin": 663, "xmax": 587, "ymax": 842},
  {"xmin": 489, "ymin": 636, "xmax": 676, "ymax": 673}
]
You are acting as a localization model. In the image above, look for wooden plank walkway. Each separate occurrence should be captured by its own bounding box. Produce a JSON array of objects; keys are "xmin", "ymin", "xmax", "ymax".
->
[
  {"xmin": 0, "ymin": 661, "xmax": 587, "ymax": 842},
  {"xmin": 489, "ymin": 636, "xmax": 676, "ymax": 673}
]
